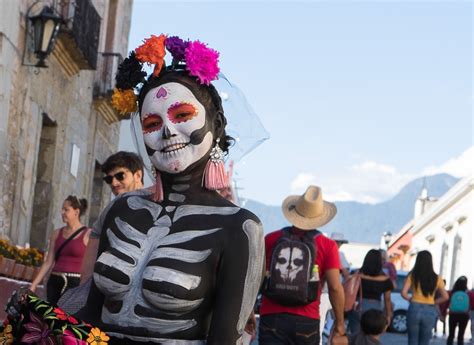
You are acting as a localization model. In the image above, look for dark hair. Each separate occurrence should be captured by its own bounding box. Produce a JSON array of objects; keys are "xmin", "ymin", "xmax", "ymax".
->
[
  {"xmin": 411, "ymin": 250, "xmax": 438, "ymax": 297},
  {"xmin": 360, "ymin": 309, "xmax": 387, "ymax": 335},
  {"xmin": 452, "ymin": 276, "xmax": 468, "ymax": 292},
  {"xmin": 65, "ymin": 195, "xmax": 88, "ymax": 217},
  {"xmin": 138, "ymin": 69, "xmax": 234, "ymax": 154},
  {"xmin": 360, "ymin": 249, "xmax": 383, "ymax": 276},
  {"xmin": 102, "ymin": 151, "xmax": 144, "ymax": 178}
]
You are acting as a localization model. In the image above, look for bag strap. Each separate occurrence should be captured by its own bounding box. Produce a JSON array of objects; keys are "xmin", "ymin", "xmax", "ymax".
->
[
  {"xmin": 54, "ymin": 226, "xmax": 87, "ymax": 262},
  {"xmin": 286, "ymin": 227, "xmax": 320, "ymax": 270},
  {"xmin": 356, "ymin": 272, "xmax": 363, "ymax": 312}
]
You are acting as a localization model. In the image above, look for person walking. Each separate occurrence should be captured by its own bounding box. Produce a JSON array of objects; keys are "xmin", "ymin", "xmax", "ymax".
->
[
  {"xmin": 349, "ymin": 309, "xmax": 388, "ymax": 345},
  {"xmin": 331, "ymin": 232, "xmax": 350, "ymax": 280},
  {"xmin": 470, "ymin": 287, "xmax": 474, "ymax": 343},
  {"xmin": 347, "ymin": 249, "xmax": 393, "ymax": 334},
  {"xmin": 380, "ymin": 249, "xmax": 397, "ymax": 288},
  {"xmin": 446, "ymin": 276, "xmax": 472, "ymax": 345},
  {"xmin": 30, "ymin": 195, "xmax": 90, "ymax": 304},
  {"xmin": 100, "ymin": 151, "xmax": 144, "ymax": 196},
  {"xmin": 401, "ymin": 250, "xmax": 449, "ymax": 345},
  {"xmin": 259, "ymin": 185, "xmax": 346, "ymax": 345},
  {"xmin": 80, "ymin": 151, "xmax": 144, "ymax": 283}
]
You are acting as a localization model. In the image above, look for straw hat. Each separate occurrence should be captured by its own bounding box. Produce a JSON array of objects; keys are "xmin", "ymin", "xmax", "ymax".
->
[{"xmin": 282, "ymin": 185, "xmax": 337, "ymax": 230}]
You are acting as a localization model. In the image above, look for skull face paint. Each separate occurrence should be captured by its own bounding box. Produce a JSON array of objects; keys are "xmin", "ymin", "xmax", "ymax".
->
[
  {"xmin": 275, "ymin": 247, "xmax": 304, "ymax": 282},
  {"xmin": 141, "ymin": 82, "xmax": 213, "ymax": 173}
]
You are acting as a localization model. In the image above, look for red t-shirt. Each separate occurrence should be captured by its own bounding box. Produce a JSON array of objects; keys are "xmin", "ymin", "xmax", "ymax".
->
[{"xmin": 259, "ymin": 228, "xmax": 341, "ymax": 320}]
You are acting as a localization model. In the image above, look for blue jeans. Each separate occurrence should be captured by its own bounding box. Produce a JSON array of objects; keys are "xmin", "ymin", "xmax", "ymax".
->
[
  {"xmin": 259, "ymin": 313, "xmax": 320, "ymax": 345},
  {"xmin": 407, "ymin": 302, "xmax": 438, "ymax": 345},
  {"xmin": 346, "ymin": 298, "xmax": 383, "ymax": 335}
]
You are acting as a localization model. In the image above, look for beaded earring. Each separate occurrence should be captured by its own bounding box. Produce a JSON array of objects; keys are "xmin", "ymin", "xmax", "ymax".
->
[{"xmin": 203, "ymin": 138, "xmax": 229, "ymax": 190}]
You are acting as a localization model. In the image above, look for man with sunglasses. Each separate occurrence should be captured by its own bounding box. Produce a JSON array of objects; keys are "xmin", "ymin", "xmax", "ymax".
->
[
  {"xmin": 101, "ymin": 151, "xmax": 144, "ymax": 196},
  {"xmin": 78, "ymin": 151, "xmax": 144, "ymax": 283}
]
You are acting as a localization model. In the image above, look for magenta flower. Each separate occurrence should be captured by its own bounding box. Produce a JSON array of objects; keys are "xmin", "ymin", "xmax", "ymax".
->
[
  {"xmin": 165, "ymin": 36, "xmax": 189, "ymax": 62},
  {"xmin": 61, "ymin": 330, "xmax": 87, "ymax": 345},
  {"xmin": 185, "ymin": 40, "xmax": 220, "ymax": 85},
  {"xmin": 20, "ymin": 312, "xmax": 57, "ymax": 345}
]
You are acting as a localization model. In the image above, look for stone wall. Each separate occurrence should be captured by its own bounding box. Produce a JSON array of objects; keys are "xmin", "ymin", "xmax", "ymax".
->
[{"xmin": 0, "ymin": 0, "xmax": 133, "ymax": 249}]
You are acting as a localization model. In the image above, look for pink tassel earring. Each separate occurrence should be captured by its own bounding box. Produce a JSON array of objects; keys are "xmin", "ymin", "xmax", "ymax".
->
[
  {"xmin": 152, "ymin": 169, "xmax": 164, "ymax": 202},
  {"xmin": 203, "ymin": 138, "xmax": 229, "ymax": 190}
]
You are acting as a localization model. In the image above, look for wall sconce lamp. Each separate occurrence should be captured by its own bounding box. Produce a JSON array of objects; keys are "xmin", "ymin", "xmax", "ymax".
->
[{"xmin": 28, "ymin": 5, "xmax": 62, "ymax": 68}]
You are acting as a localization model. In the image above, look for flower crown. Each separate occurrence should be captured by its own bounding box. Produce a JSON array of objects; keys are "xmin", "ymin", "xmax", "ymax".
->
[{"xmin": 111, "ymin": 34, "xmax": 220, "ymax": 116}]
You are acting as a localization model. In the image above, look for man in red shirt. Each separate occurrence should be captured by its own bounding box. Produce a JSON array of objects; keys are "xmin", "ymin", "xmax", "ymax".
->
[{"xmin": 259, "ymin": 185, "xmax": 346, "ymax": 344}]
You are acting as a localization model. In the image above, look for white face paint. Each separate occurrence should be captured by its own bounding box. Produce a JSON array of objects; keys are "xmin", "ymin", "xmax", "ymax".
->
[
  {"xmin": 141, "ymin": 82, "xmax": 213, "ymax": 173},
  {"xmin": 275, "ymin": 247, "xmax": 304, "ymax": 282}
]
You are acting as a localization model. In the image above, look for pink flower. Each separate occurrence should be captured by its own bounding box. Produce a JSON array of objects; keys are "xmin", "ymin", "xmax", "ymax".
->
[
  {"xmin": 61, "ymin": 330, "xmax": 87, "ymax": 345},
  {"xmin": 185, "ymin": 40, "xmax": 220, "ymax": 85}
]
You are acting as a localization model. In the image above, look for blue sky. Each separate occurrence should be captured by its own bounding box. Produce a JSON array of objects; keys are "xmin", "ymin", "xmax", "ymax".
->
[{"xmin": 120, "ymin": 0, "xmax": 473, "ymax": 205}]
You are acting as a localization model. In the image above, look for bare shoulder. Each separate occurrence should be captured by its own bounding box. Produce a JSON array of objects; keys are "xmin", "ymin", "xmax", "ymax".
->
[{"xmin": 51, "ymin": 228, "xmax": 62, "ymax": 240}]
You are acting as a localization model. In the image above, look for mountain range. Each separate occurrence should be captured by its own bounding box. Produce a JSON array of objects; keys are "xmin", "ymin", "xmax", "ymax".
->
[{"xmin": 241, "ymin": 173, "xmax": 459, "ymax": 244}]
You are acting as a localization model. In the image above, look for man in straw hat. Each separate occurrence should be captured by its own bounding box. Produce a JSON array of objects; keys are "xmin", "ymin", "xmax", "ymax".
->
[{"xmin": 259, "ymin": 185, "xmax": 346, "ymax": 344}]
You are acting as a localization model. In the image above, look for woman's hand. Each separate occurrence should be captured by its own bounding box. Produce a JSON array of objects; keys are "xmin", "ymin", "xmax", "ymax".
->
[
  {"xmin": 30, "ymin": 283, "xmax": 37, "ymax": 293},
  {"xmin": 244, "ymin": 312, "xmax": 257, "ymax": 340}
]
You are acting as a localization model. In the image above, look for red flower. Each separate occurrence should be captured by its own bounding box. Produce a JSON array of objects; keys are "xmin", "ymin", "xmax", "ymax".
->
[
  {"xmin": 53, "ymin": 307, "xmax": 78, "ymax": 324},
  {"xmin": 53, "ymin": 307, "xmax": 67, "ymax": 321}
]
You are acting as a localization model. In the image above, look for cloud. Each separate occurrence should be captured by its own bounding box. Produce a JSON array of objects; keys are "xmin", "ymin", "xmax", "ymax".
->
[
  {"xmin": 290, "ymin": 146, "xmax": 473, "ymax": 204},
  {"xmin": 422, "ymin": 146, "xmax": 474, "ymax": 177}
]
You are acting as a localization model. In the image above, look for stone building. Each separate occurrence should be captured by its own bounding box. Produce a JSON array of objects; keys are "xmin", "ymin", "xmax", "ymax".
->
[
  {"xmin": 0, "ymin": 0, "xmax": 133, "ymax": 249},
  {"xmin": 388, "ymin": 174, "xmax": 474, "ymax": 288}
]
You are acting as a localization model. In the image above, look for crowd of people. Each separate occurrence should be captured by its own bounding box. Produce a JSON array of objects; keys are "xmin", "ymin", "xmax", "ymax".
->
[{"xmin": 0, "ymin": 33, "xmax": 472, "ymax": 345}]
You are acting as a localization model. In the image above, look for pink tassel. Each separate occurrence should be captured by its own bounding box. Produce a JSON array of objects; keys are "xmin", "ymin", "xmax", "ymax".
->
[
  {"xmin": 152, "ymin": 170, "xmax": 164, "ymax": 202},
  {"xmin": 203, "ymin": 159, "xmax": 229, "ymax": 190}
]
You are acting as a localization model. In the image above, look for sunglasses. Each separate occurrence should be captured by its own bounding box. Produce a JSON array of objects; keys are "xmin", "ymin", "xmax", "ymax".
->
[{"xmin": 103, "ymin": 171, "xmax": 126, "ymax": 184}]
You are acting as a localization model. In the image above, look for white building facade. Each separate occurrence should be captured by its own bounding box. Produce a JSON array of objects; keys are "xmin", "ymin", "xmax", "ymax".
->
[{"xmin": 406, "ymin": 174, "xmax": 474, "ymax": 288}]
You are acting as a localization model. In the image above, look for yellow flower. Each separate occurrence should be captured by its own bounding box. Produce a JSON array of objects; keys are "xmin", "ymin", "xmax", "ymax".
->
[
  {"xmin": 87, "ymin": 327, "xmax": 109, "ymax": 345},
  {"xmin": 0, "ymin": 324, "xmax": 13, "ymax": 345},
  {"xmin": 111, "ymin": 88, "xmax": 137, "ymax": 115}
]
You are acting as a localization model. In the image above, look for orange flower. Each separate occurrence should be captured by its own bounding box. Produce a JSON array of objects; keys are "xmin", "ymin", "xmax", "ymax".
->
[
  {"xmin": 0, "ymin": 324, "xmax": 13, "ymax": 345},
  {"xmin": 135, "ymin": 34, "xmax": 167, "ymax": 76},
  {"xmin": 111, "ymin": 88, "xmax": 137, "ymax": 115},
  {"xmin": 86, "ymin": 327, "xmax": 109, "ymax": 345}
]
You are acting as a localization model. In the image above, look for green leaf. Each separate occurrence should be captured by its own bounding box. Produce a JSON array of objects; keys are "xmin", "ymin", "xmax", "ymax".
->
[
  {"xmin": 35, "ymin": 303, "xmax": 49, "ymax": 310},
  {"xmin": 72, "ymin": 327, "xmax": 83, "ymax": 339},
  {"xmin": 44, "ymin": 315, "xmax": 58, "ymax": 320},
  {"xmin": 28, "ymin": 295, "xmax": 39, "ymax": 302}
]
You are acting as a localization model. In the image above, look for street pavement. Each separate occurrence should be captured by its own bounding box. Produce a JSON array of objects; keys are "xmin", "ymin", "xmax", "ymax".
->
[{"xmin": 381, "ymin": 332, "xmax": 472, "ymax": 345}]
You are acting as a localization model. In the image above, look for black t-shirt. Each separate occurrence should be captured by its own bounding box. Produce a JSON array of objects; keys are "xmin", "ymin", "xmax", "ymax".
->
[{"xmin": 361, "ymin": 277, "xmax": 393, "ymax": 300}]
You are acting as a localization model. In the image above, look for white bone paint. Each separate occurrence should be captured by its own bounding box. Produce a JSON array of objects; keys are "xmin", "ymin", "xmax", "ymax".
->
[
  {"xmin": 142, "ymin": 291, "xmax": 204, "ymax": 312},
  {"xmin": 127, "ymin": 196, "xmax": 163, "ymax": 221},
  {"xmin": 143, "ymin": 266, "xmax": 201, "ymax": 290},
  {"xmin": 149, "ymin": 247, "xmax": 212, "ymax": 263},
  {"xmin": 173, "ymin": 205, "xmax": 240, "ymax": 222},
  {"xmin": 236, "ymin": 220, "xmax": 264, "ymax": 340}
]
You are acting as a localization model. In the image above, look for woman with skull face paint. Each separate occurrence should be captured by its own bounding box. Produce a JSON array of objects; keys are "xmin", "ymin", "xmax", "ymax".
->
[
  {"xmin": 1, "ymin": 35, "xmax": 264, "ymax": 345},
  {"xmin": 80, "ymin": 36, "xmax": 264, "ymax": 344}
]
